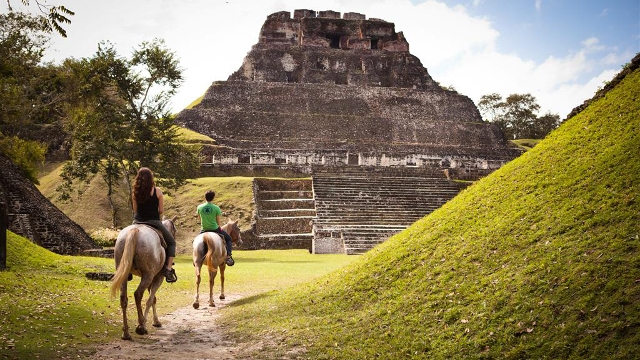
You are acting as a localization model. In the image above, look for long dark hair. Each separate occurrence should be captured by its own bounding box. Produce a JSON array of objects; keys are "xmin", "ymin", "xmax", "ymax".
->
[{"xmin": 133, "ymin": 167, "xmax": 155, "ymax": 205}]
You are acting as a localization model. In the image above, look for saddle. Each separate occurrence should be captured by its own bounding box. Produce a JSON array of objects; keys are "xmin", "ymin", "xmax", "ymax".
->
[{"xmin": 136, "ymin": 223, "xmax": 168, "ymax": 249}]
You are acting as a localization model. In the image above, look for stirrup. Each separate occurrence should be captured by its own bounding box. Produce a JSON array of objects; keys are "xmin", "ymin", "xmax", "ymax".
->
[
  {"xmin": 226, "ymin": 256, "xmax": 235, "ymax": 266},
  {"xmin": 164, "ymin": 268, "xmax": 177, "ymax": 283}
]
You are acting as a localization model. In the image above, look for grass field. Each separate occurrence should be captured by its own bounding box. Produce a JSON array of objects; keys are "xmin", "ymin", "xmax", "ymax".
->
[{"xmin": 0, "ymin": 232, "xmax": 356, "ymax": 359}]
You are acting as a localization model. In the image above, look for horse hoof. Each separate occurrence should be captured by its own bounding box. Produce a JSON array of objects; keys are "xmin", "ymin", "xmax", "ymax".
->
[
  {"xmin": 153, "ymin": 322, "xmax": 162, "ymax": 328},
  {"xmin": 220, "ymin": 295, "xmax": 225, "ymax": 300},
  {"xmin": 122, "ymin": 334, "xmax": 132, "ymax": 341},
  {"xmin": 209, "ymin": 302, "xmax": 216, "ymax": 307},
  {"xmin": 135, "ymin": 327, "xmax": 148, "ymax": 335},
  {"xmin": 193, "ymin": 302, "xmax": 199, "ymax": 309}
]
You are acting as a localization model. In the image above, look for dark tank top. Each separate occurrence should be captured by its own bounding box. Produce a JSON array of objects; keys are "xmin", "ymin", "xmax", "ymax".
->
[{"xmin": 134, "ymin": 187, "xmax": 159, "ymax": 222}]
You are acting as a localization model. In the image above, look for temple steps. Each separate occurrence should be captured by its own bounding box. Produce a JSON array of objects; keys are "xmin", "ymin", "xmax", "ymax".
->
[
  {"xmin": 249, "ymin": 171, "xmax": 466, "ymax": 254},
  {"xmin": 257, "ymin": 190, "xmax": 314, "ymax": 200},
  {"xmin": 312, "ymin": 172, "xmax": 465, "ymax": 254},
  {"xmin": 252, "ymin": 178, "xmax": 315, "ymax": 251},
  {"xmin": 256, "ymin": 233, "xmax": 315, "ymax": 249}
]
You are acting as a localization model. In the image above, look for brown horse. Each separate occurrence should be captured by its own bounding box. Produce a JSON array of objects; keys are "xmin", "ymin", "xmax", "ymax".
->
[
  {"xmin": 110, "ymin": 217, "xmax": 177, "ymax": 340},
  {"xmin": 192, "ymin": 220, "xmax": 243, "ymax": 309}
]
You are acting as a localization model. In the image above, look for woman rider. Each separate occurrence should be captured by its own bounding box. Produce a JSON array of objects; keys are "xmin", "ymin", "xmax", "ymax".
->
[{"xmin": 132, "ymin": 167, "xmax": 177, "ymax": 283}]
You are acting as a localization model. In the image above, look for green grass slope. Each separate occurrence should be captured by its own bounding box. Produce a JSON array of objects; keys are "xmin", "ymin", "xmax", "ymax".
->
[
  {"xmin": 219, "ymin": 64, "xmax": 640, "ymax": 358},
  {"xmin": 0, "ymin": 232, "xmax": 118, "ymax": 359},
  {"xmin": 38, "ymin": 164, "xmax": 254, "ymax": 253}
]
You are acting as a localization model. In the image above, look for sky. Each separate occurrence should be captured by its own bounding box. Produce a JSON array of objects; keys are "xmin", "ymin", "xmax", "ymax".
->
[{"xmin": 5, "ymin": 0, "xmax": 640, "ymax": 118}]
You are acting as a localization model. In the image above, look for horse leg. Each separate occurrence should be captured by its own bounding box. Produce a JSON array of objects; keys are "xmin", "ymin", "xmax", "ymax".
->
[
  {"xmin": 134, "ymin": 276, "xmax": 153, "ymax": 335},
  {"xmin": 147, "ymin": 274, "xmax": 164, "ymax": 328},
  {"xmin": 208, "ymin": 268, "xmax": 217, "ymax": 307},
  {"xmin": 219, "ymin": 263, "xmax": 226, "ymax": 300},
  {"xmin": 193, "ymin": 263, "xmax": 202, "ymax": 309},
  {"xmin": 119, "ymin": 281, "xmax": 132, "ymax": 340}
]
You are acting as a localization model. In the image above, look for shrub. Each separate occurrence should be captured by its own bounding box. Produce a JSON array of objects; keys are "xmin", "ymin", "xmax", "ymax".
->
[{"xmin": 89, "ymin": 227, "xmax": 120, "ymax": 247}]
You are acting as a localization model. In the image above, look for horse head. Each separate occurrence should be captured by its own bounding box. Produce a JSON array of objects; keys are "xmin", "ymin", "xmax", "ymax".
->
[
  {"xmin": 226, "ymin": 219, "xmax": 243, "ymax": 247},
  {"xmin": 162, "ymin": 216, "xmax": 178, "ymax": 237}
]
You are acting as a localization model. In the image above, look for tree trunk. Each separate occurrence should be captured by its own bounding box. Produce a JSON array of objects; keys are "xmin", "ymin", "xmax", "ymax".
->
[
  {"xmin": 0, "ymin": 193, "xmax": 7, "ymax": 271},
  {"xmin": 106, "ymin": 176, "xmax": 117, "ymax": 228},
  {"xmin": 108, "ymin": 194, "xmax": 117, "ymax": 229},
  {"xmin": 121, "ymin": 162, "xmax": 134, "ymax": 218}
]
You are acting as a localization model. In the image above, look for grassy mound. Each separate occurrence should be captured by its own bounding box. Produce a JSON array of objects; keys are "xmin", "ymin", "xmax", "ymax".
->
[
  {"xmin": 219, "ymin": 63, "xmax": 640, "ymax": 357},
  {"xmin": 0, "ymin": 232, "xmax": 118, "ymax": 358},
  {"xmin": 37, "ymin": 163, "xmax": 255, "ymax": 253}
]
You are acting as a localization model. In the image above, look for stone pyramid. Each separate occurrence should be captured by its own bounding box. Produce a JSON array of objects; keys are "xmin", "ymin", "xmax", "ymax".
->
[{"xmin": 176, "ymin": 9, "xmax": 520, "ymax": 178}]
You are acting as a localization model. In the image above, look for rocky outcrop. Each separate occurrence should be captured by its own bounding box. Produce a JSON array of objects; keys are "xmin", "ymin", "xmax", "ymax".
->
[{"xmin": 0, "ymin": 154, "xmax": 98, "ymax": 254}]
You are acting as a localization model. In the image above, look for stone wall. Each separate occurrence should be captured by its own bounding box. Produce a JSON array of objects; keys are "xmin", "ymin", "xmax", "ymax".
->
[
  {"xmin": 178, "ymin": 80, "xmax": 520, "ymax": 174},
  {"xmin": 0, "ymin": 154, "xmax": 98, "ymax": 255},
  {"xmin": 229, "ymin": 10, "xmax": 429, "ymax": 89}
]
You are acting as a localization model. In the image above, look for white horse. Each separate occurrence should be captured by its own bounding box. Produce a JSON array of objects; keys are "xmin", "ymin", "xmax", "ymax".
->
[
  {"xmin": 192, "ymin": 220, "xmax": 242, "ymax": 309},
  {"xmin": 110, "ymin": 217, "xmax": 177, "ymax": 340}
]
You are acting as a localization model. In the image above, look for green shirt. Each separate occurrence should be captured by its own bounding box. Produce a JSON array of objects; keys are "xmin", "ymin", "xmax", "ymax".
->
[{"xmin": 197, "ymin": 202, "xmax": 222, "ymax": 231}]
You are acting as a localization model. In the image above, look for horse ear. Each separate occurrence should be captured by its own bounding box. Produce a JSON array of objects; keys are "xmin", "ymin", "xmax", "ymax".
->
[{"xmin": 171, "ymin": 215, "xmax": 178, "ymax": 223}]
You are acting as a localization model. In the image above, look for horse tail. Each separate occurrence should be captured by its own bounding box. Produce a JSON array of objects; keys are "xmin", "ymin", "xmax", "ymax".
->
[
  {"xmin": 110, "ymin": 227, "xmax": 139, "ymax": 299},
  {"xmin": 203, "ymin": 233, "xmax": 217, "ymax": 273}
]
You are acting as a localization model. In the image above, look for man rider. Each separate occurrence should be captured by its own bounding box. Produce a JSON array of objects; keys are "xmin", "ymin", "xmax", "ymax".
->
[{"xmin": 196, "ymin": 190, "xmax": 235, "ymax": 266}]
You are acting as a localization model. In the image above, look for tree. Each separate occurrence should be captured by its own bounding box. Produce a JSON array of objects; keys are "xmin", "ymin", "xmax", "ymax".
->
[
  {"xmin": 0, "ymin": 6, "xmax": 70, "ymax": 269},
  {"xmin": 503, "ymin": 94, "xmax": 539, "ymax": 139},
  {"xmin": 0, "ymin": 12, "xmax": 57, "ymax": 182},
  {"xmin": 532, "ymin": 112, "xmax": 561, "ymax": 139},
  {"xmin": 478, "ymin": 93, "xmax": 561, "ymax": 140},
  {"xmin": 5, "ymin": 0, "xmax": 73, "ymax": 37},
  {"xmin": 58, "ymin": 40, "xmax": 201, "ymax": 226}
]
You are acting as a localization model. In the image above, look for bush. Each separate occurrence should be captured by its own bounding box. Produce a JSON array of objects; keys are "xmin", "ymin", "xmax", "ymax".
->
[
  {"xmin": 0, "ymin": 134, "xmax": 46, "ymax": 184},
  {"xmin": 89, "ymin": 228, "xmax": 120, "ymax": 247}
]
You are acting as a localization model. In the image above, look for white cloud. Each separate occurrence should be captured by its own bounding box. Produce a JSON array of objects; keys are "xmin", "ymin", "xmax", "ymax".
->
[
  {"xmin": 39, "ymin": 0, "xmax": 627, "ymax": 118},
  {"xmin": 434, "ymin": 33, "xmax": 622, "ymax": 118},
  {"xmin": 581, "ymin": 37, "xmax": 606, "ymax": 52}
]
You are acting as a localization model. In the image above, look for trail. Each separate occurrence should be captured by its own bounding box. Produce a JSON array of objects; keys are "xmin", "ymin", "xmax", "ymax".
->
[{"xmin": 91, "ymin": 294, "xmax": 246, "ymax": 360}]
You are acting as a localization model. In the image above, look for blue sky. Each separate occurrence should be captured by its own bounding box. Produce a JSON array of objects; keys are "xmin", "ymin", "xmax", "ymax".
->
[
  {"xmin": 4, "ymin": 0, "xmax": 638, "ymax": 118},
  {"xmin": 450, "ymin": 0, "xmax": 639, "ymax": 66}
]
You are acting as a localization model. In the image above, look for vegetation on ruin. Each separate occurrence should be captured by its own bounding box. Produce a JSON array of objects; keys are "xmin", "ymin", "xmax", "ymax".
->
[
  {"xmin": 217, "ymin": 64, "xmax": 640, "ymax": 358},
  {"xmin": 184, "ymin": 95, "xmax": 204, "ymax": 109},
  {"xmin": 0, "ymin": 231, "xmax": 356, "ymax": 358},
  {"xmin": 175, "ymin": 125, "xmax": 216, "ymax": 144}
]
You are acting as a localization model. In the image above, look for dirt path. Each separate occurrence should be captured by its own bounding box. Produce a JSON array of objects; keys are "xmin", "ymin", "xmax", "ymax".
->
[{"xmin": 91, "ymin": 294, "xmax": 246, "ymax": 359}]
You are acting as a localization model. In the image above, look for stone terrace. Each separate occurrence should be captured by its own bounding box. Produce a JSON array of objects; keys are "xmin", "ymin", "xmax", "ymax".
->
[
  {"xmin": 250, "ymin": 178, "xmax": 315, "ymax": 251},
  {"xmin": 311, "ymin": 168, "xmax": 466, "ymax": 254}
]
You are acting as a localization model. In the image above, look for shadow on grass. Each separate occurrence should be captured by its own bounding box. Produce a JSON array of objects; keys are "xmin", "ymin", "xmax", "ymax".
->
[
  {"xmin": 235, "ymin": 257, "xmax": 320, "ymax": 264},
  {"xmin": 228, "ymin": 292, "xmax": 276, "ymax": 306}
]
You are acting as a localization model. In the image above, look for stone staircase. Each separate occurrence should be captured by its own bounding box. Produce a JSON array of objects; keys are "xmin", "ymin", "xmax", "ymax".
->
[
  {"xmin": 252, "ymin": 178, "xmax": 315, "ymax": 251},
  {"xmin": 312, "ymin": 169, "xmax": 466, "ymax": 254}
]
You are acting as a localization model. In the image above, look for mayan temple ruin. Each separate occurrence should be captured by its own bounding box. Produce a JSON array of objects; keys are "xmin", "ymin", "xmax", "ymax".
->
[{"xmin": 176, "ymin": 10, "xmax": 522, "ymax": 254}]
